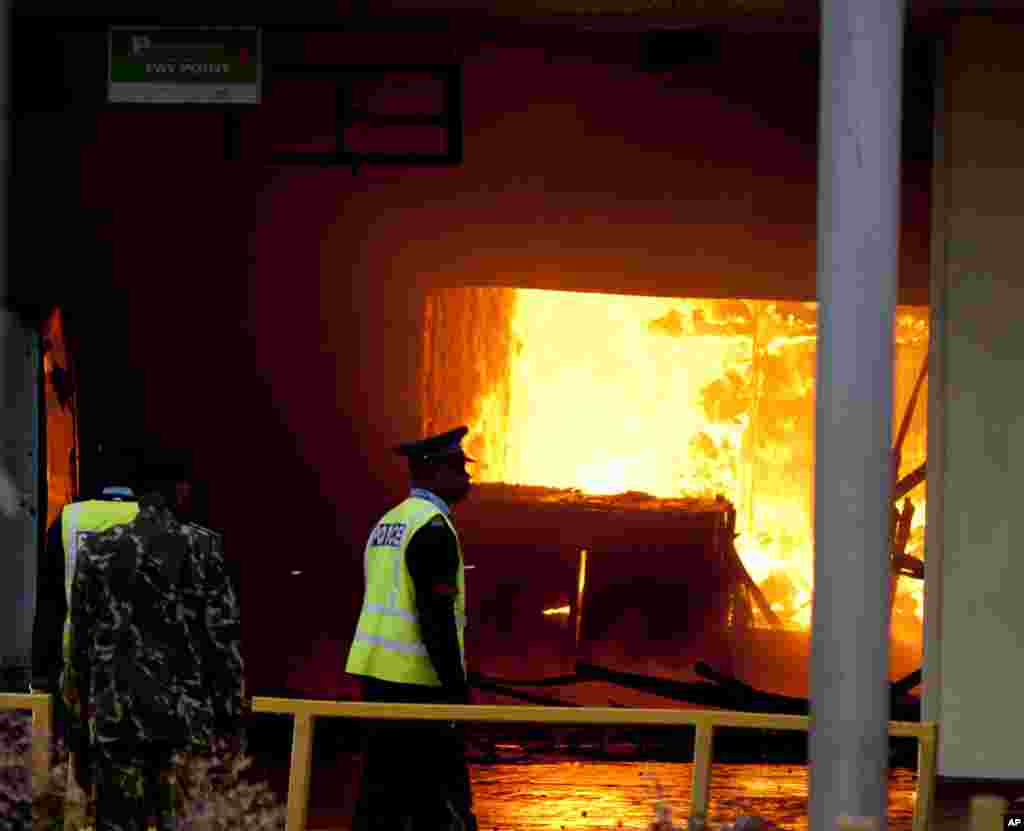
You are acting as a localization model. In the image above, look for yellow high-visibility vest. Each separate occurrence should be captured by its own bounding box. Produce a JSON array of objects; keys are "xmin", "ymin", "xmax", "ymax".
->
[
  {"xmin": 346, "ymin": 497, "xmax": 466, "ymax": 686},
  {"xmin": 60, "ymin": 499, "xmax": 140, "ymax": 660}
]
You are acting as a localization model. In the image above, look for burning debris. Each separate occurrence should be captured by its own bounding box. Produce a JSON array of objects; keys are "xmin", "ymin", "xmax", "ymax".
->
[{"xmin": 458, "ymin": 481, "xmax": 726, "ymax": 514}]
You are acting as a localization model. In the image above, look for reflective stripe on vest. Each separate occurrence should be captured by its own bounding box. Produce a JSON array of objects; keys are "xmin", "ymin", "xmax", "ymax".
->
[
  {"xmin": 346, "ymin": 497, "xmax": 466, "ymax": 686},
  {"xmin": 60, "ymin": 500, "xmax": 140, "ymax": 659}
]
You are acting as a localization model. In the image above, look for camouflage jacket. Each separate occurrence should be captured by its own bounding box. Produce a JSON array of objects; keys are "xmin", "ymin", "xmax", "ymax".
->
[{"xmin": 67, "ymin": 495, "xmax": 244, "ymax": 755}]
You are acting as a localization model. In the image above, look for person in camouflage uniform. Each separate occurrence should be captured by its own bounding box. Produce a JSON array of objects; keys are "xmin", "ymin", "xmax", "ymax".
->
[{"xmin": 65, "ymin": 489, "xmax": 244, "ymax": 831}]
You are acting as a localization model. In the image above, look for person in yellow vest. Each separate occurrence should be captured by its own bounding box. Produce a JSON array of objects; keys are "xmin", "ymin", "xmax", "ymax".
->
[
  {"xmin": 347, "ymin": 426, "xmax": 478, "ymax": 831},
  {"xmin": 32, "ymin": 485, "xmax": 140, "ymax": 692},
  {"xmin": 31, "ymin": 476, "xmax": 141, "ymax": 822}
]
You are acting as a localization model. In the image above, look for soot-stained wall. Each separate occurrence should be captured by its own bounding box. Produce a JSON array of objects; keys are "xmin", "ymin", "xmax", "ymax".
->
[
  {"xmin": 421, "ymin": 287, "xmax": 517, "ymax": 478},
  {"xmin": 24, "ymin": 26, "xmax": 933, "ymax": 697}
]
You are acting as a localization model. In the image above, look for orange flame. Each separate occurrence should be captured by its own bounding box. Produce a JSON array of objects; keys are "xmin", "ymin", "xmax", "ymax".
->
[{"xmin": 466, "ymin": 290, "xmax": 928, "ymax": 645}]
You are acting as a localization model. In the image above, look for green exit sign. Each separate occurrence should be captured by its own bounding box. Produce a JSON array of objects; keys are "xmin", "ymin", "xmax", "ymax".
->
[{"xmin": 108, "ymin": 27, "xmax": 261, "ymax": 104}]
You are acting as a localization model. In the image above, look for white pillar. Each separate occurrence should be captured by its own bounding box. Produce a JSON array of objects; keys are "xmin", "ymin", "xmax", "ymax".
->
[
  {"xmin": 922, "ymin": 35, "xmax": 946, "ymax": 727},
  {"xmin": 810, "ymin": 2, "xmax": 905, "ymax": 830}
]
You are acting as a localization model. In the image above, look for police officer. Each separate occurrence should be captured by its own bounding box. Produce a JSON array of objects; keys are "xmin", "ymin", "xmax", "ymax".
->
[{"xmin": 347, "ymin": 426, "xmax": 478, "ymax": 831}]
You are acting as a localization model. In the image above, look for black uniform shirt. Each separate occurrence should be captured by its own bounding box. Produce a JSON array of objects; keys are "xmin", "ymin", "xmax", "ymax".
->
[{"xmin": 404, "ymin": 515, "xmax": 467, "ymax": 699}]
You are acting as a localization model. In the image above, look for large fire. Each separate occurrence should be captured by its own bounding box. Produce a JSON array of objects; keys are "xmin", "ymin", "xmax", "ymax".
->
[{"xmin": 461, "ymin": 290, "xmax": 928, "ymax": 647}]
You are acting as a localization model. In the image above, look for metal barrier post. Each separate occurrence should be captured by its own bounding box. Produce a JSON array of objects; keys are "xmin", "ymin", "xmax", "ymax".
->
[
  {"xmin": 0, "ymin": 694, "xmax": 54, "ymax": 826},
  {"xmin": 690, "ymin": 719, "xmax": 714, "ymax": 825},
  {"xmin": 969, "ymin": 795, "xmax": 1008, "ymax": 831},
  {"xmin": 31, "ymin": 693, "xmax": 52, "ymax": 799},
  {"xmin": 912, "ymin": 726, "xmax": 938, "ymax": 831},
  {"xmin": 286, "ymin": 712, "xmax": 316, "ymax": 831},
  {"xmin": 0, "ymin": 693, "xmax": 52, "ymax": 796}
]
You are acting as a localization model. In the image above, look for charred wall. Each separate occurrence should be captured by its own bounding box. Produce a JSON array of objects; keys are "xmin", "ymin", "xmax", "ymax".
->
[{"xmin": 420, "ymin": 287, "xmax": 516, "ymax": 478}]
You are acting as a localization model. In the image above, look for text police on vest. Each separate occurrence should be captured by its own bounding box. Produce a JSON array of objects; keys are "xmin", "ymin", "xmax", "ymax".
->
[{"xmin": 369, "ymin": 523, "xmax": 407, "ymax": 548}]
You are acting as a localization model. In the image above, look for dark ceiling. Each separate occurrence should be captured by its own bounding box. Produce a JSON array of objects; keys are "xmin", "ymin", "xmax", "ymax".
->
[{"xmin": 9, "ymin": 0, "xmax": 1024, "ymax": 31}]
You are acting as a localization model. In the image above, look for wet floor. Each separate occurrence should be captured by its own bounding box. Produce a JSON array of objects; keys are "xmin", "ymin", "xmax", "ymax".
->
[
  {"xmin": 469, "ymin": 762, "xmax": 918, "ymax": 831},
  {"xmin": 255, "ymin": 752, "xmax": 919, "ymax": 831}
]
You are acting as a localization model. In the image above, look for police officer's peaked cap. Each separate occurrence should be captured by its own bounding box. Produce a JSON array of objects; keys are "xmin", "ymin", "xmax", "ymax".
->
[{"xmin": 393, "ymin": 426, "xmax": 477, "ymax": 465}]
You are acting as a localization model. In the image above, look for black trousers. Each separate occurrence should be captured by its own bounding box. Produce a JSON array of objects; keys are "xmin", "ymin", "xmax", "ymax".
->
[{"xmin": 351, "ymin": 679, "xmax": 476, "ymax": 831}]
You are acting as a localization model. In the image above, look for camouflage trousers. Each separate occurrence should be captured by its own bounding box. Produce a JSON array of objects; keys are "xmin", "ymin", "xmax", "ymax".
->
[{"xmin": 91, "ymin": 746, "xmax": 176, "ymax": 831}]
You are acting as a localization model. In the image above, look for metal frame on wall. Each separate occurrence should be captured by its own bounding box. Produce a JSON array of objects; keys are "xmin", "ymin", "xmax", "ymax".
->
[
  {"xmin": 98, "ymin": 61, "xmax": 464, "ymax": 168},
  {"xmin": 222, "ymin": 63, "xmax": 464, "ymax": 168},
  {"xmin": 9, "ymin": 22, "xmax": 464, "ymax": 168}
]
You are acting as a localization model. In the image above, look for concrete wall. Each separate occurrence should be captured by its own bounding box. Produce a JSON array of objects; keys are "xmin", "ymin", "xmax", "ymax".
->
[
  {"xmin": 0, "ymin": 308, "xmax": 38, "ymax": 683},
  {"xmin": 934, "ymin": 16, "xmax": 1024, "ymax": 779}
]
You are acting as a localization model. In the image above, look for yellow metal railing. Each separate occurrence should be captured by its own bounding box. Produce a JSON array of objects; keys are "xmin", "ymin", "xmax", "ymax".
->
[
  {"xmin": 0, "ymin": 692, "xmax": 53, "ymax": 791},
  {"xmin": 251, "ymin": 697, "xmax": 940, "ymax": 831},
  {"xmin": 2, "ymin": 693, "xmax": 939, "ymax": 831}
]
